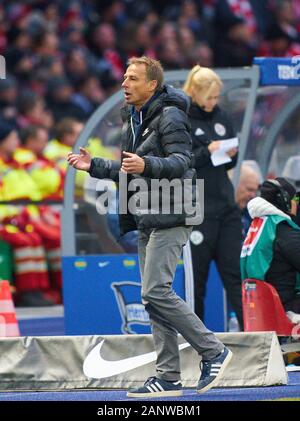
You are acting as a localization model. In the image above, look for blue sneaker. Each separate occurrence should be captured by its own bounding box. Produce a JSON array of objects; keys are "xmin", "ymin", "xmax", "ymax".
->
[
  {"xmin": 197, "ymin": 347, "xmax": 233, "ymax": 394},
  {"xmin": 127, "ymin": 376, "xmax": 183, "ymax": 398}
]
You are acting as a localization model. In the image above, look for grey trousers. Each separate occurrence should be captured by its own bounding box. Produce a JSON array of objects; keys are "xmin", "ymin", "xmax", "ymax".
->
[{"xmin": 138, "ymin": 226, "xmax": 224, "ymax": 382}]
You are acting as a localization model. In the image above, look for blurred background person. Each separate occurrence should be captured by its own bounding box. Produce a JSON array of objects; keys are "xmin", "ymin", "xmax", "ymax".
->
[
  {"xmin": 0, "ymin": 76, "xmax": 18, "ymax": 123},
  {"xmin": 183, "ymin": 64, "xmax": 243, "ymax": 329},
  {"xmin": 14, "ymin": 125, "xmax": 63, "ymax": 299},
  {"xmin": 235, "ymin": 162, "xmax": 261, "ymax": 238},
  {"xmin": 0, "ymin": 121, "xmax": 54, "ymax": 306},
  {"xmin": 16, "ymin": 91, "xmax": 53, "ymax": 130},
  {"xmin": 44, "ymin": 117, "xmax": 84, "ymax": 176},
  {"xmin": 241, "ymin": 177, "xmax": 300, "ymax": 324},
  {"xmin": 214, "ymin": 0, "xmax": 272, "ymax": 67}
]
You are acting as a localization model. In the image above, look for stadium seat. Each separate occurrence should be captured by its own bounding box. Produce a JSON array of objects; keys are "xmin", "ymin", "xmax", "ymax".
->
[{"xmin": 242, "ymin": 279, "xmax": 294, "ymax": 335}]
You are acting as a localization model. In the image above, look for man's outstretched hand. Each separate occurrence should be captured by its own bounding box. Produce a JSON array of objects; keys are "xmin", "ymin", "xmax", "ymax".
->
[{"xmin": 67, "ymin": 147, "xmax": 92, "ymax": 171}]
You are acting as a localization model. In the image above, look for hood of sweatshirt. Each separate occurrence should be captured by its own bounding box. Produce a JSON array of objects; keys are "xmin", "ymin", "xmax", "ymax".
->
[{"xmin": 247, "ymin": 196, "xmax": 291, "ymax": 220}]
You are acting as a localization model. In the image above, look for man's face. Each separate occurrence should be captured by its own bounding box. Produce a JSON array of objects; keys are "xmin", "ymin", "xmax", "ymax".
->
[
  {"xmin": 236, "ymin": 177, "xmax": 259, "ymax": 209},
  {"xmin": 30, "ymin": 128, "xmax": 48, "ymax": 155},
  {"xmin": 63, "ymin": 122, "xmax": 84, "ymax": 147},
  {"xmin": 122, "ymin": 63, "xmax": 156, "ymax": 110},
  {"xmin": 1, "ymin": 130, "xmax": 20, "ymax": 155}
]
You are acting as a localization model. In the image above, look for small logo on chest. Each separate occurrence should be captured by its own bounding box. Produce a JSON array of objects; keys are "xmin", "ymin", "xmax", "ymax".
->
[
  {"xmin": 195, "ymin": 128, "xmax": 204, "ymax": 136},
  {"xmin": 142, "ymin": 128, "xmax": 150, "ymax": 137},
  {"xmin": 214, "ymin": 123, "xmax": 226, "ymax": 136}
]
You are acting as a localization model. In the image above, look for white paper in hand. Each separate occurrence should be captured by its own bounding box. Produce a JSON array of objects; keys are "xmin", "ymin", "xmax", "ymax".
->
[{"xmin": 211, "ymin": 137, "xmax": 239, "ymax": 167}]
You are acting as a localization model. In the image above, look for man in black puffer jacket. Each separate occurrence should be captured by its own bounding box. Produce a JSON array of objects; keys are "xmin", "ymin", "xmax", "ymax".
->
[{"xmin": 68, "ymin": 56, "xmax": 232, "ymax": 398}]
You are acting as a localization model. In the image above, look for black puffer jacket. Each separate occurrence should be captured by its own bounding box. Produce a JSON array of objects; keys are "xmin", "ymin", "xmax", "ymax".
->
[
  {"xmin": 89, "ymin": 85, "xmax": 199, "ymax": 234},
  {"xmin": 188, "ymin": 102, "xmax": 238, "ymax": 218}
]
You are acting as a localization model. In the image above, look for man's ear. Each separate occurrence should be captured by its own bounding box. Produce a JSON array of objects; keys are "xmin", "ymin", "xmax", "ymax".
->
[{"xmin": 148, "ymin": 79, "xmax": 158, "ymax": 93}]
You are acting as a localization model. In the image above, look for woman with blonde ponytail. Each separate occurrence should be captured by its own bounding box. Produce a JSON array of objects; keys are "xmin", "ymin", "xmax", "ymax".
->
[
  {"xmin": 183, "ymin": 65, "xmax": 244, "ymax": 329},
  {"xmin": 183, "ymin": 65, "xmax": 223, "ymax": 110}
]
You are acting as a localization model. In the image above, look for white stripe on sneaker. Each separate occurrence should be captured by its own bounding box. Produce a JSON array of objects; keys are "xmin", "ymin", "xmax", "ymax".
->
[
  {"xmin": 155, "ymin": 382, "xmax": 164, "ymax": 392},
  {"xmin": 150, "ymin": 384, "xmax": 160, "ymax": 393},
  {"xmin": 197, "ymin": 349, "xmax": 233, "ymax": 395}
]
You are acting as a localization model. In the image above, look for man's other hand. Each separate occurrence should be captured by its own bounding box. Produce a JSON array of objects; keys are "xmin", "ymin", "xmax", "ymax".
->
[{"xmin": 121, "ymin": 151, "xmax": 145, "ymax": 174}]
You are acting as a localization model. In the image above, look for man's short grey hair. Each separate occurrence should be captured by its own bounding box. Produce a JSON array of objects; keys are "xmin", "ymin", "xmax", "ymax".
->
[{"xmin": 127, "ymin": 56, "xmax": 164, "ymax": 91}]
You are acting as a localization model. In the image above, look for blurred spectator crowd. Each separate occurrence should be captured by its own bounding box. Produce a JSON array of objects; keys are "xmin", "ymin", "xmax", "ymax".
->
[{"xmin": 1, "ymin": 0, "xmax": 300, "ymax": 132}]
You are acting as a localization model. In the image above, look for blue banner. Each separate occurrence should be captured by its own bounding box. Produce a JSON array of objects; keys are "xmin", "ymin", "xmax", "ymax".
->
[
  {"xmin": 254, "ymin": 57, "xmax": 300, "ymax": 86},
  {"xmin": 63, "ymin": 255, "xmax": 226, "ymax": 335},
  {"xmin": 63, "ymin": 254, "xmax": 186, "ymax": 335}
]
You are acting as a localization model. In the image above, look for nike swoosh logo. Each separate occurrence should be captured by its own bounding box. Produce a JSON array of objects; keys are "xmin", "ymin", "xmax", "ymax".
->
[
  {"xmin": 83, "ymin": 340, "xmax": 190, "ymax": 379},
  {"xmin": 98, "ymin": 262, "xmax": 110, "ymax": 268}
]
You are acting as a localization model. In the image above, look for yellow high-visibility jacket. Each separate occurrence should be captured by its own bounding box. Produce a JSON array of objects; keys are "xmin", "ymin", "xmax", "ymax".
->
[{"xmin": 14, "ymin": 148, "xmax": 63, "ymax": 200}]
